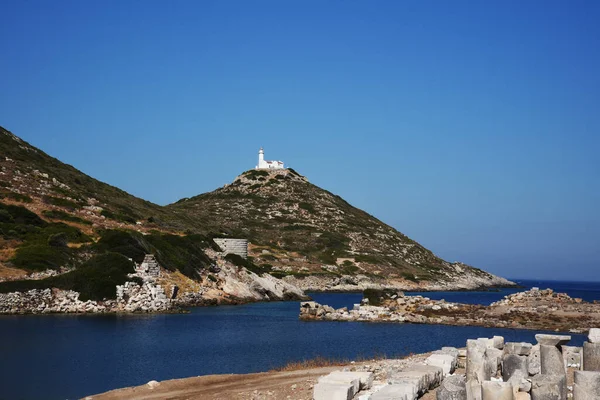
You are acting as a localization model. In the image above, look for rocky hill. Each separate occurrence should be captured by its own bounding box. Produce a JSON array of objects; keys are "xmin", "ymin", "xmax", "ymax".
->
[
  {"xmin": 168, "ymin": 169, "xmax": 514, "ymax": 291},
  {"xmin": 0, "ymin": 126, "xmax": 305, "ymax": 311},
  {"xmin": 0, "ymin": 125, "xmax": 513, "ymax": 310}
]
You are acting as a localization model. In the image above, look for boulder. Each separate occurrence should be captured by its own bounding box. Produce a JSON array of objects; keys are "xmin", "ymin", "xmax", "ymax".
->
[
  {"xmin": 534, "ymin": 334, "xmax": 571, "ymax": 347},
  {"xmin": 436, "ymin": 375, "xmax": 466, "ymax": 400},
  {"xmin": 540, "ymin": 345, "xmax": 565, "ymax": 376},
  {"xmin": 583, "ymin": 342, "xmax": 600, "ymax": 371},
  {"xmin": 515, "ymin": 393, "xmax": 531, "ymax": 400},
  {"xmin": 530, "ymin": 374, "xmax": 566, "ymax": 400},
  {"xmin": 573, "ymin": 370, "xmax": 600, "ymax": 400},
  {"xmin": 481, "ymin": 381, "xmax": 514, "ymax": 400}
]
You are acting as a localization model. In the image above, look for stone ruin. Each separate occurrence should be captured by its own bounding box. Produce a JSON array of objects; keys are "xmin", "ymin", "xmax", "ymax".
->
[
  {"xmin": 311, "ymin": 328, "xmax": 600, "ymax": 400},
  {"xmin": 213, "ymin": 238, "xmax": 248, "ymax": 259},
  {"xmin": 136, "ymin": 254, "xmax": 160, "ymax": 278}
]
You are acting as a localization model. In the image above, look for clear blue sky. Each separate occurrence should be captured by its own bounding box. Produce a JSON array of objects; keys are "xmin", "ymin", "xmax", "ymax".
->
[{"xmin": 1, "ymin": 1, "xmax": 598, "ymax": 281}]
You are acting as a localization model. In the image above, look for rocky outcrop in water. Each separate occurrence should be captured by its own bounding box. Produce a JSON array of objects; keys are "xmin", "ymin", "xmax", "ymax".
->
[{"xmin": 300, "ymin": 288, "xmax": 600, "ymax": 333}]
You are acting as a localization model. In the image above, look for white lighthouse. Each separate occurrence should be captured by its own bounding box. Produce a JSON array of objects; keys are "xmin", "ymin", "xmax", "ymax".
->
[{"xmin": 256, "ymin": 147, "xmax": 284, "ymax": 170}]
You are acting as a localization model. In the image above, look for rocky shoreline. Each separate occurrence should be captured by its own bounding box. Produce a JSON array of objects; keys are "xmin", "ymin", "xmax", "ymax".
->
[
  {"xmin": 283, "ymin": 269, "xmax": 516, "ymax": 293},
  {"xmin": 0, "ymin": 258, "xmax": 515, "ymax": 315},
  {"xmin": 300, "ymin": 288, "xmax": 600, "ymax": 333}
]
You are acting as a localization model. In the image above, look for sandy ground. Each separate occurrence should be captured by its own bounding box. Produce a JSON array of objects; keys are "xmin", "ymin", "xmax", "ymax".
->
[
  {"xmin": 86, "ymin": 366, "xmax": 343, "ymax": 400},
  {"xmin": 84, "ymin": 353, "xmax": 577, "ymax": 400},
  {"xmin": 86, "ymin": 353, "xmax": 437, "ymax": 400}
]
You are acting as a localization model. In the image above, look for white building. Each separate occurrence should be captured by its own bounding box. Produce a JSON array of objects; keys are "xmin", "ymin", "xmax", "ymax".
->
[{"xmin": 256, "ymin": 147, "xmax": 284, "ymax": 170}]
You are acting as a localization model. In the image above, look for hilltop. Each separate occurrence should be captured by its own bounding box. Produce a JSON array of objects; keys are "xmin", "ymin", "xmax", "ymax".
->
[{"xmin": 168, "ymin": 169, "xmax": 514, "ymax": 291}]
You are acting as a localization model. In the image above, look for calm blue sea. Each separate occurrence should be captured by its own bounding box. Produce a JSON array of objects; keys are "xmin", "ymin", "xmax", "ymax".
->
[{"xmin": 0, "ymin": 279, "xmax": 597, "ymax": 400}]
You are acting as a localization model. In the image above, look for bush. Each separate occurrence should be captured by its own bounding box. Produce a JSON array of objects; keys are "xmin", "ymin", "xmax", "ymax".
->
[
  {"xmin": 0, "ymin": 203, "xmax": 45, "ymax": 227},
  {"xmin": 298, "ymin": 202, "xmax": 315, "ymax": 213},
  {"xmin": 42, "ymin": 210, "xmax": 92, "ymax": 225},
  {"xmin": 94, "ymin": 229, "xmax": 213, "ymax": 279},
  {"xmin": 101, "ymin": 209, "xmax": 136, "ymax": 224},
  {"xmin": 0, "ymin": 209, "xmax": 13, "ymax": 223},
  {"xmin": 94, "ymin": 230, "xmax": 149, "ymax": 262},
  {"xmin": 42, "ymin": 196, "xmax": 80, "ymax": 210},
  {"xmin": 244, "ymin": 170, "xmax": 269, "ymax": 180},
  {"xmin": 224, "ymin": 253, "xmax": 270, "ymax": 275},
  {"xmin": 207, "ymin": 274, "xmax": 218, "ymax": 282},
  {"xmin": 363, "ymin": 289, "xmax": 387, "ymax": 306},
  {"xmin": 0, "ymin": 252, "xmax": 135, "ymax": 301},
  {"xmin": 0, "ymin": 192, "xmax": 33, "ymax": 203},
  {"xmin": 48, "ymin": 232, "xmax": 68, "ymax": 247},
  {"xmin": 11, "ymin": 244, "xmax": 71, "ymax": 271}
]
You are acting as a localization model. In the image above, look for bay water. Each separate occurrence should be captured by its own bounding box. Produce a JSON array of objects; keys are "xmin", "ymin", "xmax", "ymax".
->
[{"xmin": 0, "ymin": 279, "xmax": 596, "ymax": 400}]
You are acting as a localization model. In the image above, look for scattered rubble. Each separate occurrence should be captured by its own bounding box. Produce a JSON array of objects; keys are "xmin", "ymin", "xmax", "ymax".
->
[{"xmin": 310, "ymin": 329, "xmax": 600, "ymax": 400}]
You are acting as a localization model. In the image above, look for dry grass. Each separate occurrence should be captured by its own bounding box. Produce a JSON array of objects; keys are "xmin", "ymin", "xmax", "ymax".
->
[
  {"xmin": 0, "ymin": 262, "xmax": 28, "ymax": 280},
  {"xmin": 158, "ymin": 269, "xmax": 203, "ymax": 297},
  {"xmin": 270, "ymin": 353, "xmax": 390, "ymax": 372}
]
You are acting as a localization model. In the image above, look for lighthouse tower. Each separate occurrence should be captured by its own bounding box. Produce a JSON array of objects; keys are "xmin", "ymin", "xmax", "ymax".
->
[
  {"xmin": 257, "ymin": 147, "xmax": 266, "ymax": 169},
  {"xmin": 256, "ymin": 147, "xmax": 284, "ymax": 170}
]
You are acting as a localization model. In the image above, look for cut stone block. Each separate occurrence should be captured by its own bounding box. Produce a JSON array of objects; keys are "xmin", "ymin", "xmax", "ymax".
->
[
  {"xmin": 485, "ymin": 348, "xmax": 503, "ymax": 377},
  {"xmin": 442, "ymin": 347, "xmax": 460, "ymax": 357},
  {"xmin": 502, "ymin": 354, "xmax": 528, "ymax": 382},
  {"xmin": 535, "ymin": 334, "xmax": 571, "ymax": 347},
  {"xmin": 528, "ymin": 345, "xmax": 541, "ymax": 376},
  {"xmin": 436, "ymin": 374, "xmax": 466, "ymax": 400},
  {"xmin": 389, "ymin": 364, "xmax": 443, "ymax": 396},
  {"xmin": 427, "ymin": 353, "xmax": 457, "ymax": 376},
  {"xmin": 370, "ymin": 383, "xmax": 418, "ymax": 400},
  {"xmin": 313, "ymin": 381, "xmax": 354, "ymax": 400},
  {"xmin": 561, "ymin": 345, "xmax": 581, "ymax": 368},
  {"xmin": 467, "ymin": 339, "xmax": 490, "ymax": 383},
  {"xmin": 588, "ymin": 328, "xmax": 600, "ymax": 344},
  {"xmin": 493, "ymin": 336, "xmax": 505, "ymax": 350},
  {"xmin": 466, "ymin": 379, "xmax": 482, "ymax": 400},
  {"xmin": 319, "ymin": 370, "xmax": 374, "ymax": 391},
  {"xmin": 573, "ymin": 370, "xmax": 600, "ymax": 400},
  {"xmin": 515, "ymin": 393, "xmax": 531, "ymax": 400},
  {"xmin": 583, "ymin": 341, "xmax": 600, "ymax": 371},
  {"xmin": 481, "ymin": 381, "xmax": 513, "ymax": 400},
  {"xmin": 540, "ymin": 345, "xmax": 565, "ymax": 376},
  {"xmin": 504, "ymin": 342, "xmax": 533, "ymax": 356},
  {"xmin": 530, "ymin": 374, "xmax": 567, "ymax": 400}
]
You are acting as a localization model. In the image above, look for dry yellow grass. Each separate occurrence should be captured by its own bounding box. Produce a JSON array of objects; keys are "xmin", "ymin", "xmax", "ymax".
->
[
  {"xmin": 0, "ymin": 263, "xmax": 28, "ymax": 280},
  {"xmin": 158, "ymin": 269, "xmax": 203, "ymax": 297},
  {"xmin": 271, "ymin": 354, "xmax": 390, "ymax": 372}
]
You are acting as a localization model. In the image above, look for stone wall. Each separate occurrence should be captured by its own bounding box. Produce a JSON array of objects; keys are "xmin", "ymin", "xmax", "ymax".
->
[
  {"xmin": 213, "ymin": 238, "xmax": 248, "ymax": 259},
  {"xmin": 137, "ymin": 254, "xmax": 160, "ymax": 277}
]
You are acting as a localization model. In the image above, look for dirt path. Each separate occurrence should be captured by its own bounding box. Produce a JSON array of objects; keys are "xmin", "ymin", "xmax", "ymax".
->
[{"xmin": 86, "ymin": 366, "xmax": 343, "ymax": 400}]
